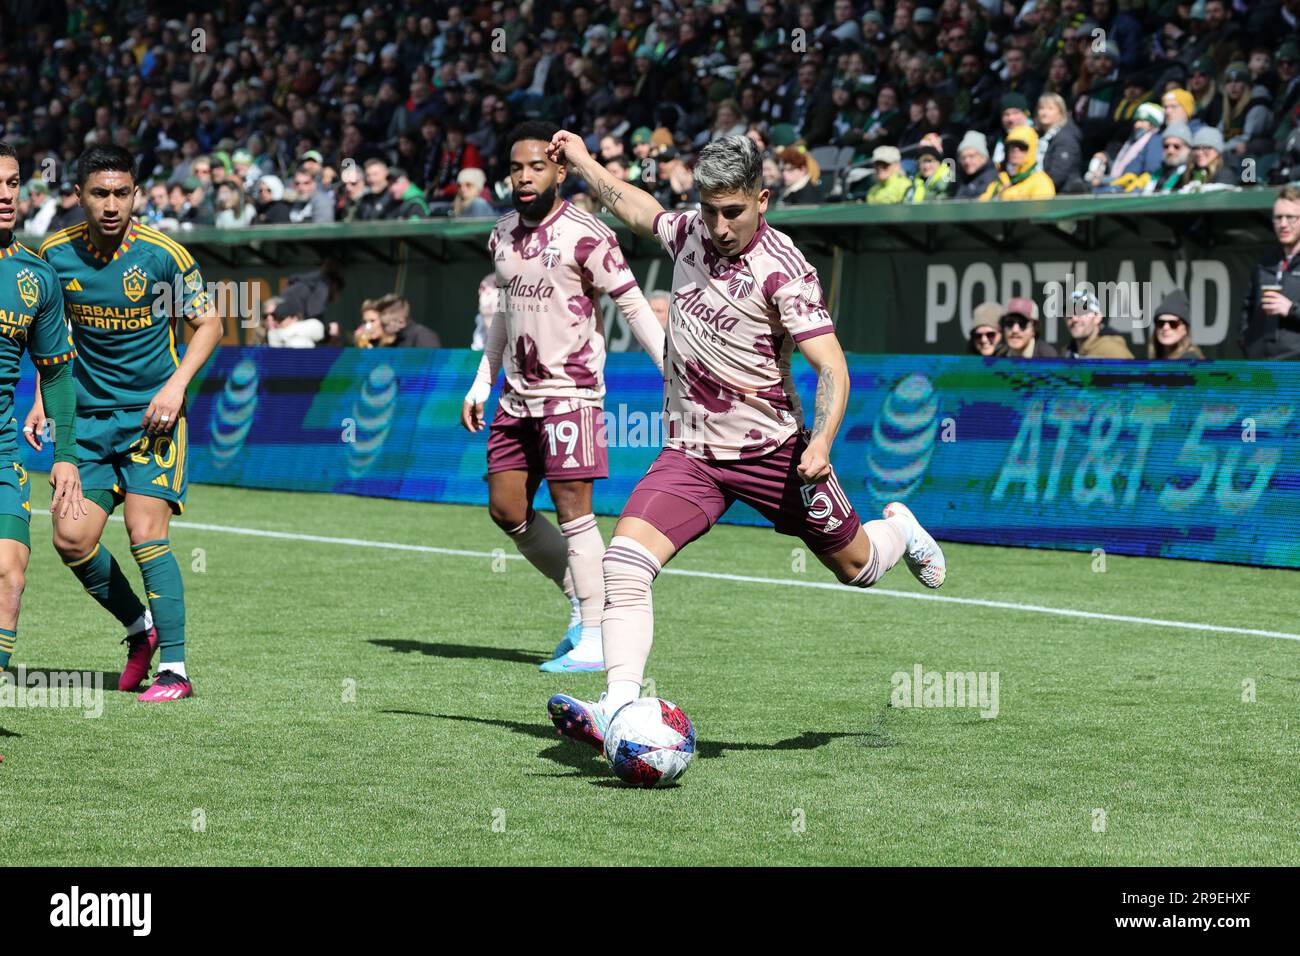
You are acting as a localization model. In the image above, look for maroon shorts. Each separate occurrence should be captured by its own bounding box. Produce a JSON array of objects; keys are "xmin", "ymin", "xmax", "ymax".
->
[
  {"xmin": 486, "ymin": 406, "xmax": 609, "ymax": 481},
  {"xmin": 620, "ymin": 434, "xmax": 861, "ymax": 555}
]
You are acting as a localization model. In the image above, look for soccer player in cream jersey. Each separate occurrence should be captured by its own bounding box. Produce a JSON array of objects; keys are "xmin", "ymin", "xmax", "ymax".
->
[
  {"xmin": 461, "ymin": 122, "xmax": 664, "ymax": 673},
  {"xmin": 543, "ymin": 133, "xmax": 948, "ymax": 750},
  {"xmin": 0, "ymin": 142, "xmax": 87, "ymax": 762},
  {"xmin": 26, "ymin": 145, "xmax": 223, "ymax": 702}
]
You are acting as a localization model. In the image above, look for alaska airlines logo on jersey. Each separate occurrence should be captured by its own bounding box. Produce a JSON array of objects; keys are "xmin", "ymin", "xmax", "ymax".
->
[
  {"xmin": 672, "ymin": 286, "xmax": 741, "ymax": 332},
  {"xmin": 726, "ymin": 270, "xmax": 754, "ymax": 299},
  {"xmin": 502, "ymin": 274, "xmax": 554, "ymax": 301},
  {"xmin": 541, "ymin": 245, "xmax": 562, "ymax": 269},
  {"xmin": 15, "ymin": 268, "xmax": 38, "ymax": 308},
  {"xmin": 122, "ymin": 266, "xmax": 148, "ymax": 302}
]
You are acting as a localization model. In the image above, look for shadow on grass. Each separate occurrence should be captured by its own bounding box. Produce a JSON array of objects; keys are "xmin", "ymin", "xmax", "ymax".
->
[
  {"xmin": 382, "ymin": 710, "xmax": 605, "ymax": 776},
  {"xmin": 382, "ymin": 710, "xmax": 895, "ymax": 782},
  {"xmin": 368, "ymin": 640, "xmax": 547, "ymax": 665},
  {"xmin": 0, "ymin": 726, "xmax": 20, "ymax": 738}
]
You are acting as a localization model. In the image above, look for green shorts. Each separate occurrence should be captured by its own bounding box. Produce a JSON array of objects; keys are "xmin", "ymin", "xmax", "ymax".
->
[
  {"xmin": 0, "ymin": 461, "xmax": 32, "ymax": 547},
  {"xmin": 77, "ymin": 408, "xmax": 188, "ymax": 516}
]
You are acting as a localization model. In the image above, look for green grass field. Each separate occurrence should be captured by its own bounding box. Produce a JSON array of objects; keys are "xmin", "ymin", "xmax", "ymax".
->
[{"xmin": 1, "ymin": 476, "xmax": 1296, "ymax": 866}]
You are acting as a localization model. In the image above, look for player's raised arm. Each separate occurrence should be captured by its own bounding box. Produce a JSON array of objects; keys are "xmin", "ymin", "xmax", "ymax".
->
[
  {"xmin": 794, "ymin": 331, "xmax": 850, "ymax": 485},
  {"xmin": 547, "ymin": 130, "xmax": 663, "ymax": 238}
]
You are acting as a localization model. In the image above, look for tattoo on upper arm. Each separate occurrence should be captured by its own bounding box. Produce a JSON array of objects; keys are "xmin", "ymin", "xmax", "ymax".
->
[{"xmin": 812, "ymin": 366, "xmax": 834, "ymax": 436}]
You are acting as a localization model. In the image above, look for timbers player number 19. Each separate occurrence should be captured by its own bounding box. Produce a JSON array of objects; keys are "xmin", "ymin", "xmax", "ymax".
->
[{"xmin": 26, "ymin": 145, "xmax": 223, "ymax": 702}]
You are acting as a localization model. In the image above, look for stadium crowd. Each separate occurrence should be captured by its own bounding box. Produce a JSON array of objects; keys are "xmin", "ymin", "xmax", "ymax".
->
[{"xmin": 3, "ymin": 0, "xmax": 1299, "ymax": 235}]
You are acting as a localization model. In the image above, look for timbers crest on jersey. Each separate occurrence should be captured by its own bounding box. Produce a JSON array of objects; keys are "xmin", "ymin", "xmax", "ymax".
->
[
  {"xmin": 122, "ymin": 265, "xmax": 148, "ymax": 302},
  {"xmin": 541, "ymin": 244, "xmax": 561, "ymax": 269},
  {"xmin": 15, "ymin": 268, "xmax": 38, "ymax": 308}
]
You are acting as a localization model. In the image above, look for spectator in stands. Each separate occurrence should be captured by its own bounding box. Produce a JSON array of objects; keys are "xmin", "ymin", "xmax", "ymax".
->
[
  {"xmin": 387, "ymin": 168, "xmax": 429, "ymax": 219},
  {"xmin": 967, "ymin": 303, "xmax": 1002, "ymax": 356},
  {"xmin": 176, "ymin": 177, "xmax": 215, "ymax": 227},
  {"xmin": 471, "ymin": 274, "xmax": 498, "ymax": 350},
  {"xmin": 867, "ymin": 146, "xmax": 910, "ymax": 205},
  {"xmin": 778, "ymin": 147, "xmax": 820, "ymax": 205},
  {"xmin": 647, "ymin": 290, "xmax": 671, "ymax": 331},
  {"xmin": 1035, "ymin": 94, "xmax": 1085, "ymax": 195},
  {"xmin": 997, "ymin": 297, "xmax": 1058, "ymax": 358},
  {"xmin": 908, "ymin": 142, "xmax": 954, "ymax": 202},
  {"xmin": 47, "ymin": 181, "xmax": 85, "ymax": 233},
  {"xmin": 991, "ymin": 93, "xmax": 1032, "ymax": 167},
  {"xmin": 1088, "ymin": 103, "xmax": 1165, "ymax": 190},
  {"xmin": 955, "ymin": 131, "xmax": 998, "ymax": 199},
  {"xmin": 1239, "ymin": 186, "xmax": 1300, "ymax": 360},
  {"xmin": 1219, "ymin": 63, "xmax": 1275, "ymax": 160},
  {"xmin": 862, "ymin": 84, "xmax": 905, "ymax": 153},
  {"xmin": 358, "ymin": 158, "xmax": 396, "ymax": 220},
  {"xmin": 1089, "ymin": 0, "xmax": 1146, "ymax": 72},
  {"xmin": 375, "ymin": 293, "xmax": 441, "ymax": 348},
  {"xmin": 1064, "ymin": 290, "xmax": 1135, "ymax": 359},
  {"xmin": 1160, "ymin": 88, "xmax": 1202, "ymax": 134},
  {"xmin": 289, "ymin": 169, "xmax": 336, "ymax": 223},
  {"xmin": 22, "ymin": 180, "xmax": 56, "ymax": 237},
  {"xmin": 1148, "ymin": 290, "xmax": 1205, "ymax": 360},
  {"xmin": 338, "ymin": 163, "xmax": 367, "ymax": 222},
  {"xmin": 427, "ymin": 119, "xmax": 482, "ymax": 203},
  {"xmin": 254, "ymin": 175, "xmax": 291, "ymax": 224},
  {"xmin": 999, "ymin": 45, "xmax": 1043, "ymax": 113},
  {"xmin": 981, "ymin": 126, "xmax": 1056, "ymax": 201},
  {"xmin": 1183, "ymin": 128, "xmax": 1239, "ymax": 190},
  {"xmin": 353, "ymin": 299, "xmax": 389, "ymax": 349},
  {"xmin": 214, "ymin": 180, "xmax": 255, "ymax": 229},
  {"xmin": 266, "ymin": 297, "xmax": 327, "ymax": 349},
  {"xmin": 651, "ymin": 147, "xmax": 697, "ymax": 209},
  {"xmin": 1144, "ymin": 124, "xmax": 1194, "ymax": 194},
  {"xmin": 452, "ymin": 167, "xmax": 496, "ymax": 218}
]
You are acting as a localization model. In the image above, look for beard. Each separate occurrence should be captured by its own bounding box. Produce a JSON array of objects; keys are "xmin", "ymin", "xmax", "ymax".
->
[{"xmin": 512, "ymin": 183, "xmax": 558, "ymax": 220}]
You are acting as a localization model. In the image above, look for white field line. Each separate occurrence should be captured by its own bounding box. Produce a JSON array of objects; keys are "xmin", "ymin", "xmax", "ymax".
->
[{"xmin": 33, "ymin": 510, "xmax": 1300, "ymax": 643}]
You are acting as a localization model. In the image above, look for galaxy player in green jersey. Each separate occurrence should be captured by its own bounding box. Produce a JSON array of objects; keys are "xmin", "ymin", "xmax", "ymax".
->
[
  {"xmin": 0, "ymin": 141, "xmax": 86, "ymax": 761},
  {"xmin": 27, "ymin": 145, "xmax": 223, "ymax": 702}
]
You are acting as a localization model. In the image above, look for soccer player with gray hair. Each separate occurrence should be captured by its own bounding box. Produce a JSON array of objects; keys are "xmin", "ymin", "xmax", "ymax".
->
[{"xmin": 542, "ymin": 130, "xmax": 946, "ymax": 754}]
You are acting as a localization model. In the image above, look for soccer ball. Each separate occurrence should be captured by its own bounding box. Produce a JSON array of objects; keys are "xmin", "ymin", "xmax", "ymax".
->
[{"xmin": 603, "ymin": 697, "xmax": 696, "ymax": 787}]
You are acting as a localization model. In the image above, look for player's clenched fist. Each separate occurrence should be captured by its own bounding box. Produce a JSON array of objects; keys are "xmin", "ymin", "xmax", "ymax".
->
[
  {"xmin": 546, "ymin": 130, "xmax": 590, "ymax": 167},
  {"xmin": 796, "ymin": 438, "xmax": 832, "ymax": 484}
]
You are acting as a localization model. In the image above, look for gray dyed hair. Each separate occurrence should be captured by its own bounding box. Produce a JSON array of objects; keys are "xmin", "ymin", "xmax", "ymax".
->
[{"xmin": 693, "ymin": 135, "xmax": 763, "ymax": 195}]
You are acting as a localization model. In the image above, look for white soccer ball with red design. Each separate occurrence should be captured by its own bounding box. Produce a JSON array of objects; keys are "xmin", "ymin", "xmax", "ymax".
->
[{"xmin": 603, "ymin": 697, "xmax": 696, "ymax": 787}]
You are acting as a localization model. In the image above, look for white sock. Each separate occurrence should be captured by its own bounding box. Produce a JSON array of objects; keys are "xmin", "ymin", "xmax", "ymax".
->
[
  {"xmin": 606, "ymin": 679, "xmax": 641, "ymax": 711},
  {"xmin": 569, "ymin": 625, "xmax": 603, "ymax": 663},
  {"xmin": 158, "ymin": 661, "xmax": 187, "ymax": 679},
  {"xmin": 128, "ymin": 609, "xmax": 153, "ymax": 636}
]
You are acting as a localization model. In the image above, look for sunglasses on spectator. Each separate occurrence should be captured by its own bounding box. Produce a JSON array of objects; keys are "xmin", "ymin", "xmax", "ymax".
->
[
  {"xmin": 972, "ymin": 330, "xmax": 998, "ymax": 341},
  {"xmin": 1155, "ymin": 318, "xmax": 1185, "ymax": 328},
  {"xmin": 999, "ymin": 316, "xmax": 1032, "ymax": 330}
]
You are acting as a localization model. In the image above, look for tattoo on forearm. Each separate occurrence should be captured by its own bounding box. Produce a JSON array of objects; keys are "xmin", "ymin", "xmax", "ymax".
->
[
  {"xmin": 597, "ymin": 180, "xmax": 623, "ymax": 209},
  {"xmin": 812, "ymin": 367, "xmax": 835, "ymax": 437}
]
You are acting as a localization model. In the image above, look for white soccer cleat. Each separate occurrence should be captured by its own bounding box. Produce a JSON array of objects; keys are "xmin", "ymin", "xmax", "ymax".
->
[{"xmin": 882, "ymin": 502, "xmax": 946, "ymax": 589}]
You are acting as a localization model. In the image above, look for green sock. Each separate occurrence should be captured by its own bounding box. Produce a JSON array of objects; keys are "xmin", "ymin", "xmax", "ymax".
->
[
  {"xmin": 0, "ymin": 626, "xmax": 14, "ymax": 670},
  {"xmin": 65, "ymin": 543, "xmax": 147, "ymax": 629},
  {"xmin": 130, "ymin": 540, "xmax": 186, "ymax": 664}
]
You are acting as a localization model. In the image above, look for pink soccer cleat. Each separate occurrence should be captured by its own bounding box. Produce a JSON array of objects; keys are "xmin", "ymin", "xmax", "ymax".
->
[
  {"xmin": 118, "ymin": 627, "xmax": 159, "ymax": 692},
  {"xmin": 137, "ymin": 669, "xmax": 193, "ymax": 702}
]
